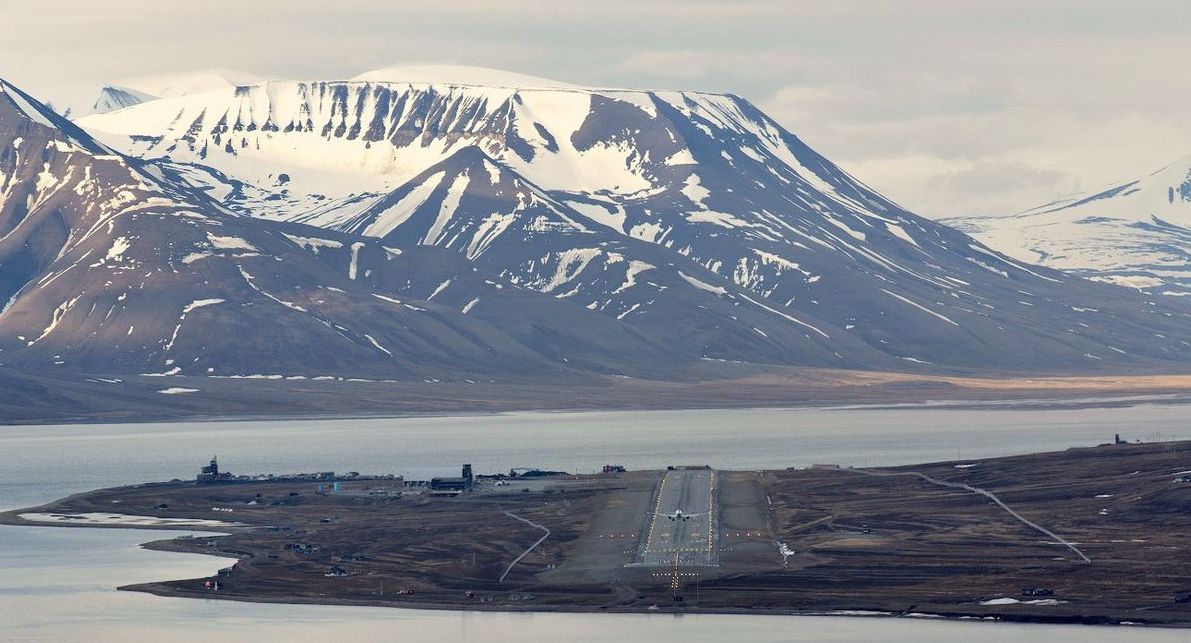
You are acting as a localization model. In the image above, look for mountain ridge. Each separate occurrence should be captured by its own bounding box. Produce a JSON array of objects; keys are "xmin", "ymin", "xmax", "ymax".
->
[
  {"xmin": 66, "ymin": 70, "xmax": 1191, "ymax": 372},
  {"xmin": 0, "ymin": 78, "xmax": 696, "ymax": 381},
  {"xmin": 947, "ymin": 154, "xmax": 1191, "ymax": 296},
  {"xmin": 2, "ymin": 71, "xmax": 1191, "ymax": 386}
]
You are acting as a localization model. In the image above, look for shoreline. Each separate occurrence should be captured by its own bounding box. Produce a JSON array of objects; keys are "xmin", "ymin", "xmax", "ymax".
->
[
  {"xmin": 6, "ymin": 388, "xmax": 1191, "ymax": 429},
  {"xmin": 7, "ymin": 365, "xmax": 1191, "ymax": 427},
  {"xmin": 116, "ymin": 580, "xmax": 1177, "ymax": 628},
  {"xmin": 6, "ymin": 441, "xmax": 1191, "ymax": 629},
  {"xmin": 2, "ymin": 514, "xmax": 1178, "ymax": 629}
]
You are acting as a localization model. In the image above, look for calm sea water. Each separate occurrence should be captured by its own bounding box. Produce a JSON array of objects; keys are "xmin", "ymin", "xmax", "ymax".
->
[{"xmin": 2, "ymin": 404, "xmax": 1189, "ymax": 642}]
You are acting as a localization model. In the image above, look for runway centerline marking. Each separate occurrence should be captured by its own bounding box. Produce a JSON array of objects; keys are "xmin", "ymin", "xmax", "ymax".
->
[{"xmin": 630, "ymin": 468, "xmax": 718, "ymax": 568}]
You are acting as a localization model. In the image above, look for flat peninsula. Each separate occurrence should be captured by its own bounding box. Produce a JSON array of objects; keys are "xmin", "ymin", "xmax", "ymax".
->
[{"xmin": 5, "ymin": 440, "xmax": 1191, "ymax": 627}]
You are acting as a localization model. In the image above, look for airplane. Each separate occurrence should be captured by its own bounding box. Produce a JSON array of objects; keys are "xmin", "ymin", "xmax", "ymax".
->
[{"xmin": 666, "ymin": 510, "xmax": 705, "ymax": 522}]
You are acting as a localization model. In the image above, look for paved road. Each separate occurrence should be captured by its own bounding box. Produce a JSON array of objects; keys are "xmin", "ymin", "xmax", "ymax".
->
[{"xmin": 632, "ymin": 468, "xmax": 718, "ymax": 567}]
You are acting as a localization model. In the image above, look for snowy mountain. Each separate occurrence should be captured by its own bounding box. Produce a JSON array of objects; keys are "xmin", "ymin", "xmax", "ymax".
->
[
  {"xmin": 946, "ymin": 156, "xmax": 1191, "ymax": 297},
  {"xmin": 43, "ymin": 68, "xmax": 263, "ymax": 119},
  {"xmin": 4, "ymin": 68, "xmax": 1191, "ymax": 382},
  {"xmin": 0, "ymin": 78, "xmax": 689, "ymax": 381},
  {"xmin": 61, "ymin": 66, "xmax": 1191, "ymax": 374},
  {"xmin": 79, "ymin": 86, "xmax": 159, "ymax": 118}
]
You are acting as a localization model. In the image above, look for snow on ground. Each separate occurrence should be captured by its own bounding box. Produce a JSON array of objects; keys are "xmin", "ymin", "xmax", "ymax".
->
[
  {"xmin": 104, "ymin": 236, "xmax": 131, "ymax": 262},
  {"xmin": 677, "ymin": 270, "xmax": 727, "ymax": 296},
  {"xmin": 886, "ymin": 222, "xmax": 920, "ymax": 248},
  {"xmin": 612, "ymin": 260, "xmax": 655, "ymax": 294},
  {"xmin": 428, "ymin": 279, "xmax": 452, "ymax": 300},
  {"xmin": 283, "ymin": 233, "xmax": 344, "ymax": 252},
  {"xmin": 503, "ymin": 90, "xmax": 654, "ymax": 196},
  {"xmin": 207, "ymin": 233, "xmax": 256, "ymax": 251},
  {"xmin": 979, "ymin": 597, "xmax": 1068, "ymax": 606},
  {"xmin": 363, "ymin": 334, "xmax": 392, "ymax": 356},
  {"xmin": 28, "ymin": 296, "xmax": 80, "ymax": 345},
  {"xmin": 424, "ymin": 173, "xmax": 471, "ymax": 245},
  {"xmin": 348, "ymin": 241, "xmax": 365, "ymax": 280},
  {"xmin": 681, "ymin": 174, "xmax": 711, "ymax": 207},
  {"xmin": 777, "ymin": 541, "xmax": 795, "ymax": 566},
  {"xmin": 737, "ymin": 292, "xmax": 831, "ymax": 339},
  {"xmin": 183, "ymin": 298, "xmax": 224, "ymax": 313},
  {"xmin": 881, "ymin": 288, "xmax": 959, "ymax": 326},
  {"xmin": 237, "ymin": 266, "xmax": 306, "ymax": 313},
  {"xmin": 541, "ymin": 248, "xmax": 602, "ymax": 293},
  {"xmin": 363, "ymin": 171, "xmax": 446, "ymax": 238},
  {"xmin": 665, "ymin": 149, "xmax": 696, "ymax": 166},
  {"xmin": 687, "ymin": 210, "xmax": 750, "ymax": 228},
  {"xmin": 466, "ymin": 211, "xmax": 518, "ymax": 260},
  {"xmin": 566, "ymin": 198, "xmax": 627, "ymax": 234},
  {"xmin": 164, "ymin": 299, "xmax": 225, "ymax": 351}
]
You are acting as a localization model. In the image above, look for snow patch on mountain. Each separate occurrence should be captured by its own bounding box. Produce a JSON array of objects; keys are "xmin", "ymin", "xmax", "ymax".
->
[
  {"xmin": 207, "ymin": 233, "xmax": 256, "ymax": 251},
  {"xmin": 678, "ymin": 271, "xmax": 727, "ymax": 296},
  {"xmin": 283, "ymin": 233, "xmax": 344, "ymax": 252},
  {"xmin": 542, "ymin": 248, "xmax": 602, "ymax": 293},
  {"xmin": 425, "ymin": 173, "xmax": 471, "ymax": 245}
]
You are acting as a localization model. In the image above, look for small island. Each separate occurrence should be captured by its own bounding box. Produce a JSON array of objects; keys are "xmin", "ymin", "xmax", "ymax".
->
[{"xmin": 4, "ymin": 439, "xmax": 1191, "ymax": 627}]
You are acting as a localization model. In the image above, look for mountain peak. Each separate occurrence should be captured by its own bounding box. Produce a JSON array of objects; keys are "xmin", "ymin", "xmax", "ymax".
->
[
  {"xmin": 39, "ymin": 68, "xmax": 263, "ymax": 119},
  {"xmin": 350, "ymin": 65, "xmax": 579, "ymax": 90},
  {"xmin": 64, "ymin": 71, "xmax": 1191, "ymax": 372},
  {"xmin": 0, "ymin": 79, "xmax": 112, "ymax": 154},
  {"xmin": 119, "ymin": 67, "xmax": 264, "ymax": 97},
  {"xmin": 947, "ymin": 152, "xmax": 1191, "ymax": 295},
  {"xmin": 90, "ymin": 85, "xmax": 158, "ymax": 115},
  {"xmin": 1, "ymin": 79, "xmax": 61, "ymax": 128}
]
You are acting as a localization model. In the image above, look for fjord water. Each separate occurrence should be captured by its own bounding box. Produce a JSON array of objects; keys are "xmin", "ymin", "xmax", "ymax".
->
[{"xmin": 2, "ymin": 403, "xmax": 1189, "ymax": 642}]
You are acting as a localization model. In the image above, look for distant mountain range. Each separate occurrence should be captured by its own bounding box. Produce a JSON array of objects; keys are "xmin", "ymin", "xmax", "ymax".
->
[
  {"xmin": 947, "ymin": 155, "xmax": 1191, "ymax": 298},
  {"xmin": 3, "ymin": 66, "xmax": 1191, "ymax": 390},
  {"xmin": 43, "ymin": 69, "xmax": 263, "ymax": 119}
]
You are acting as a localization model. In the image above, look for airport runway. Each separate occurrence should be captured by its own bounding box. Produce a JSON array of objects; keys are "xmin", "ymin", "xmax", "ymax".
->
[{"xmin": 632, "ymin": 468, "xmax": 718, "ymax": 567}]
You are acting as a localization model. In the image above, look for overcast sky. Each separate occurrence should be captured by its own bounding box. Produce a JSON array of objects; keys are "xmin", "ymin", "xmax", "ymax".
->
[{"xmin": 4, "ymin": 0, "xmax": 1188, "ymax": 217}]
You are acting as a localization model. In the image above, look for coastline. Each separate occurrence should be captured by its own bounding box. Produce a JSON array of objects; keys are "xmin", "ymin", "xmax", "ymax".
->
[
  {"xmin": 7, "ymin": 365, "xmax": 1191, "ymax": 427},
  {"xmin": 6, "ymin": 441, "xmax": 1190, "ymax": 629},
  {"xmin": 116, "ymin": 580, "xmax": 1177, "ymax": 628},
  {"xmin": 6, "ymin": 384, "xmax": 1191, "ymax": 429}
]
